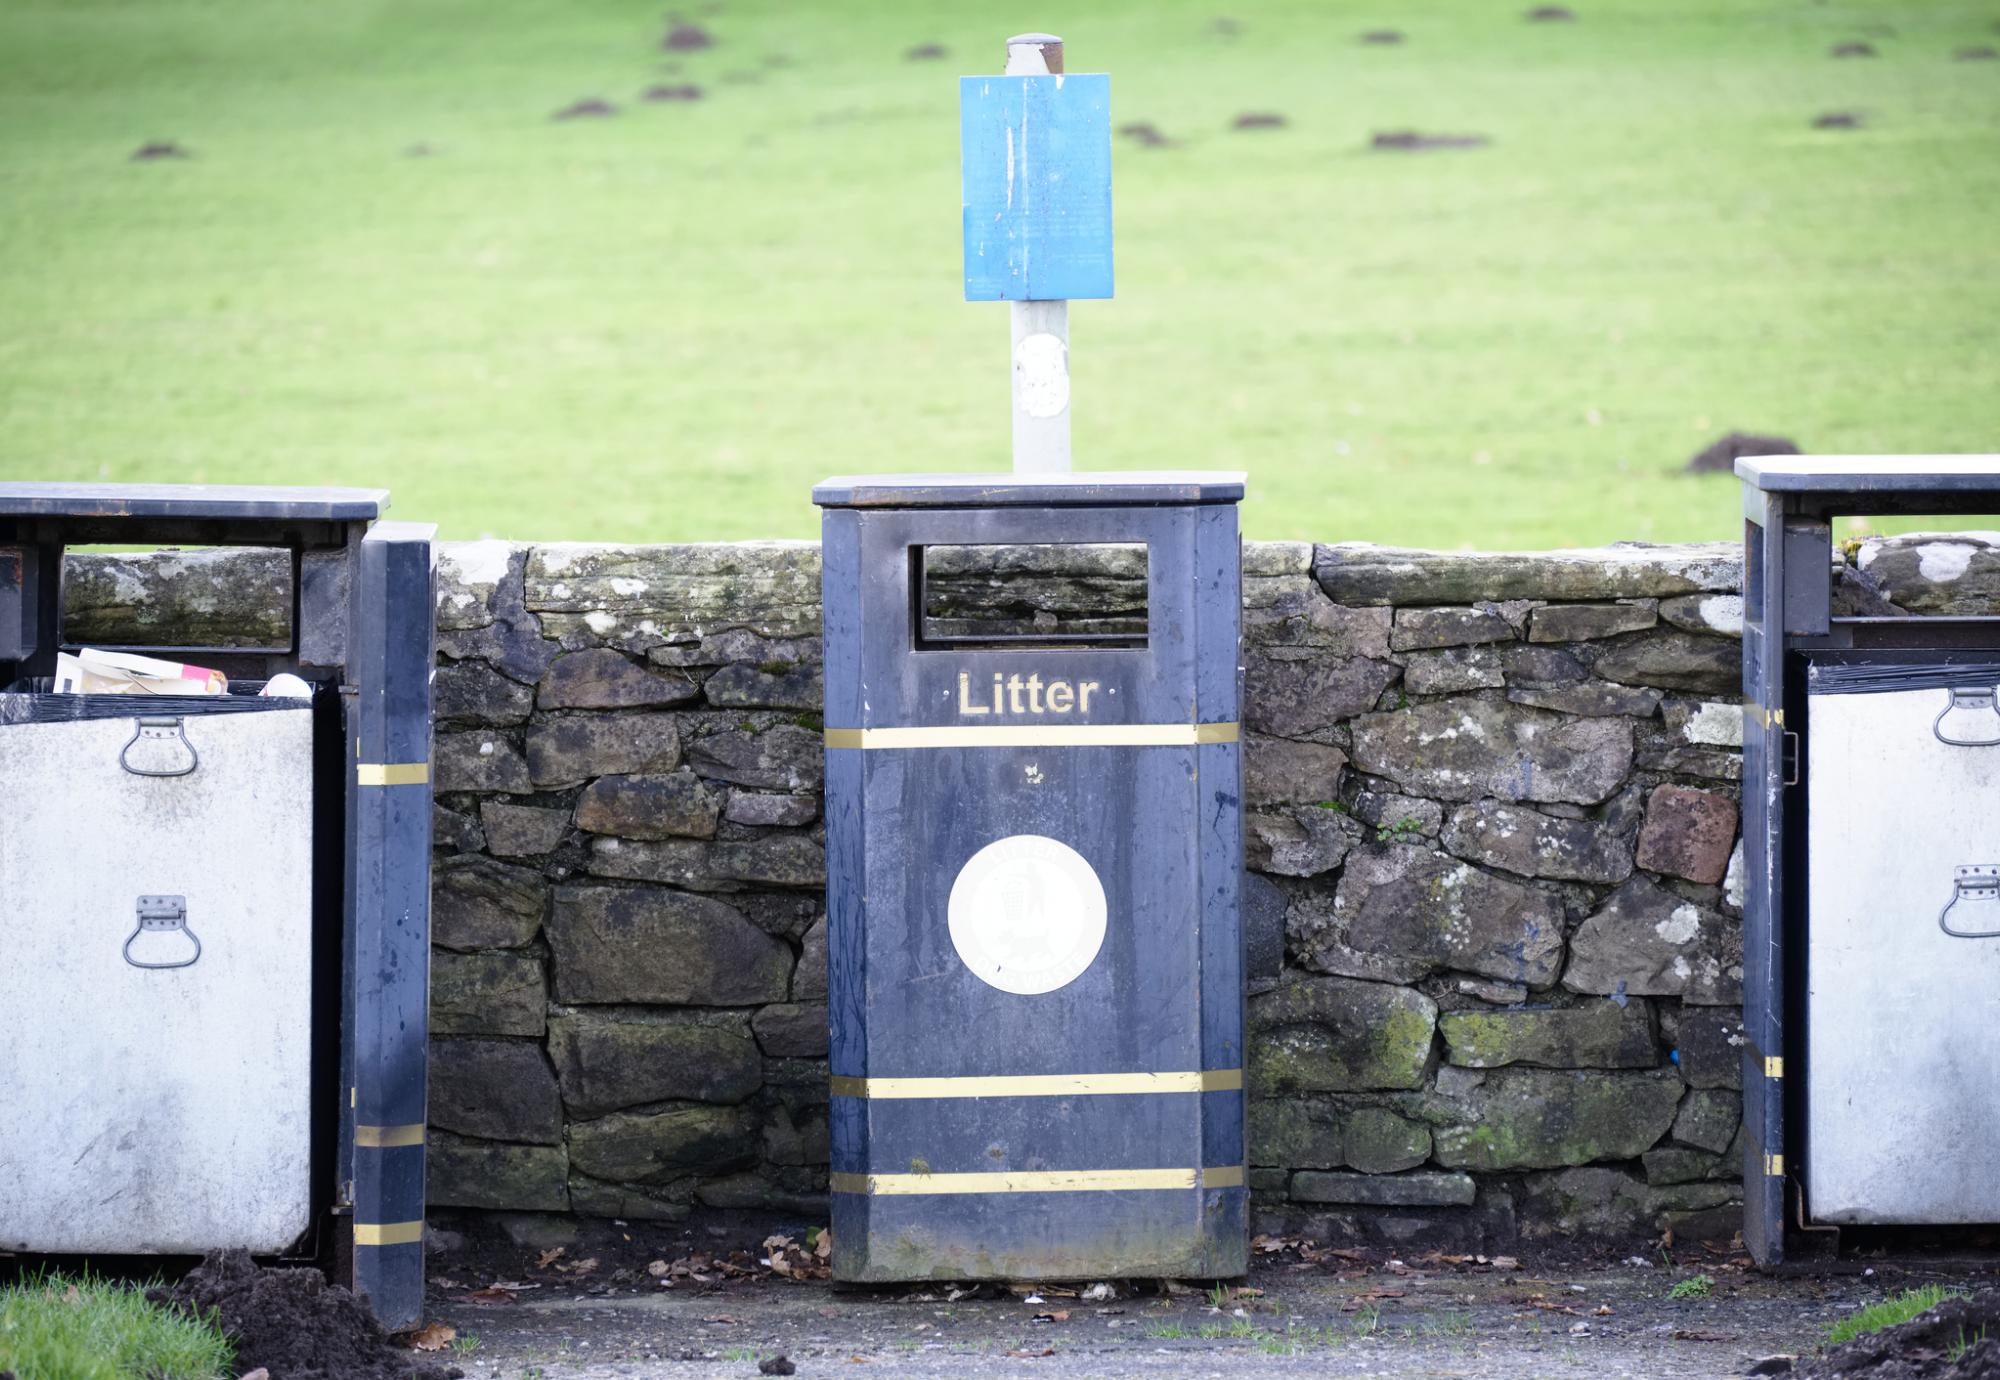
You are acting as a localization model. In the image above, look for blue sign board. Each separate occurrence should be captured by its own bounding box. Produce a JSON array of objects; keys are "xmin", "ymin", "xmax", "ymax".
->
[{"xmin": 960, "ymin": 74, "xmax": 1114, "ymax": 302}]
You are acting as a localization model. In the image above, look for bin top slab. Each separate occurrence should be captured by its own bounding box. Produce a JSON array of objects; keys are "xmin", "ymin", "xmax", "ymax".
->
[
  {"xmin": 1737, "ymin": 456, "xmax": 2000, "ymax": 494},
  {"xmin": 0, "ymin": 482, "xmax": 386, "ymax": 521},
  {"xmin": 813, "ymin": 472, "xmax": 1246, "ymax": 509}
]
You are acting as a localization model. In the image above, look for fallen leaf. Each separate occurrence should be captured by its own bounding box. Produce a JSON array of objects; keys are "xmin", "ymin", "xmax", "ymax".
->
[
  {"xmin": 1673, "ymin": 1329, "xmax": 1739, "ymax": 1342},
  {"xmin": 558, "ymin": 1256, "xmax": 599, "ymax": 1276},
  {"xmin": 535, "ymin": 1247, "xmax": 565, "ymax": 1269},
  {"xmin": 704, "ymin": 1314, "xmax": 745, "ymax": 1324},
  {"xmin": 400, "ymin": 1321, "xmax": 457, "ymax": 1352},
  {"xmin": 62, "ymin": 1285, "xmax": 82, "ymax": 1305},
  {"xmin": 432, "ymin": 1278, "xmax": 463, "ymax": 1290},
  {"xmin": 1594, "ymin": 1304, "xmax": 1614, "ymax": 1316},
  {"xmin": 1030, "ymin": 1310, "xmax": 1070, "ymax": 1323},
  {"xmin": 1490, "ymin": 1256, "xmax": 1520, "ymax": 1270},
  {"xmin": 463, "ymin": 1286, "xmax": 518, "ymax": 1304},
  {"xmin": 646, "ymin": 1259, "xmax": 670, "ymax": 1278},
  {"xmin": 1006, "ymin": 1348, "xmax": 1057, "ymax": 1358},
  {"xmin": 238, "ymin": 1371, "xmax": 270, "ymax": 1380}
]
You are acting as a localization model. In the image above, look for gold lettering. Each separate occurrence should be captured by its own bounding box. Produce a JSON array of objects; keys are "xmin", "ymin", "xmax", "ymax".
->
[
  {"xmin": 1079, "ymin": 681, "xmax": 1099, "ymax": 713},
  {"xmin": 1007, "ymin": 674, "xmax": 1026, "ymax": 715},
  {"xmin": 1025, "ymin": 674, "xmax": 1044, "ymax": 713},
  {"xmin": 958, "ymin": 671, "xmax": 989, "ymax": 716},
  {"xmin": 1046, "ymin": 681, "xmax": 1074, "ymax": 713},
  {"xmin": 992, "ymin": 672, "xmax": 1004, "ymax": 714}
]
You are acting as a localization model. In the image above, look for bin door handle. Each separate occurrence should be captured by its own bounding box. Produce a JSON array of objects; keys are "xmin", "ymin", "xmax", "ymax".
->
[
  {"xmin": 124, "ymin": 894, "xmax": 201, "ymax": 969},
  {"xmin": 1941, "ymin": 866, "xmax": 2000, "ymax": 939},
  {"xmin": 120, "ymin": 716, "xmax": 198, "ymax": 777},
  {"xmin": 1933, "ymin": 686, "xmax": 2000, "ymax": 747}
]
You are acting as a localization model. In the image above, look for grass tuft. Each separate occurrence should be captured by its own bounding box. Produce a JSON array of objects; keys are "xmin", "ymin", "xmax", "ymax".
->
[
  {"xmin": 1668, "ymin": 1274, "xmax": 1714, "ymax": 1300},
  {"xmin": 0, "ymin": 1269, "xmax": 234, "ymax": 1380},
  {"xmin": 1823, "ymin": 1284, "xmax": 1966, "ymax": 1348}
]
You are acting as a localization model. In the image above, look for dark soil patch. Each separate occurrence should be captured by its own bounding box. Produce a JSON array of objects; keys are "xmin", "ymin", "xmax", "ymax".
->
[
  {"xmin": 150, "ymin": 1249, "xmax": 461, "ymax": 1380},
  {"xmin": 1211, "ymin": 17, "xmax": 1242, "ymax": 37},
  {"xmin": 552, "ymin": 98, "xmax": 618, "ymax": 121},
  {"xmin": 403, "ymin": 142, "xmax": 437, "ymax": 157},
  {"xmin": 662, "ymin": 21, "xmax": 714, "ymax": 52},
  {"xmin": 1117, "ymin": 121, "xmax": 1174, "ymax": 148},
  {"xmin": 1685, "ymin": 430, "xmax": 1801, "ymax": 474},
  {"xmin": 905, "ymin": 43, "xmax": 947, "ymax": 61},
  {"xmin": 1360, "ymin": 29, "xmax": 1406, "ymax": 44},
  {"xmin": 1526, "ymin": 5, "xmax": 1578, "ymax": 20},
  {"xmin": 131, "ymin": 141, "xmax": 189, "ymax": 160},
  {"xmin": 1956, "ymin": 45, "xmax": 1999, "ymax": 61},
  {"xmin": 642, "ymin": 83, "xmax": 704, "ymax": 102},
  {"xmin": 1372, "ymin": 129, "xmax": 1491, "ymax": 151},
  {"xmin": 1799, "ymin": 1288, "xmax": 2000, "ymax": 1379},
  {"xmin": 1233, "ymin": 111, "xmax": 1288, "ymax": 130},
  {"xmin": 1832, "ymin": 41, "xmax": 1879, "ymax": 57},
  {"xmin": 1814, "ymin": 110, "xmax": 1864, "ymax": 128}
]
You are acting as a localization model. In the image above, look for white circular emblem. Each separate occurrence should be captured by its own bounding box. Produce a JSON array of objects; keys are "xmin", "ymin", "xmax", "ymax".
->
[{"xmin": 947, "ymin": 834, "xmax": 1107, "ymax": 995}]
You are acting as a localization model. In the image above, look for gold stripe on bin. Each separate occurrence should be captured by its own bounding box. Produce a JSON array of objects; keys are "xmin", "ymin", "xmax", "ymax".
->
[
  {"xmin": 353, "ymin": 1220, "xmax": 425, "ymax": 1246},
  {"xmin": 1764, "ymin": 1056, "xmax": 1784, "ymax": 1079},
  {"xmin": 828, "ymin": 1166, "xmax": 1247, "ymax": 1196},
  {"xmin": 357, "ymin": 762, "xmax": 429, "ymax": 786},
  {"xmin": 1764, "ymin": 1154, "xmax": 1785, "ymax": 1177},
  {"xmin": 353, "ymin": 1123, "xmax": 425, "ymax": 1149},
  {"xmin": 830, "ymin": 1069, "xmax": 1242, "ymax": 1099},
  {"xmin": 823, "ymin": 723, "xmax": 1239, "ymax": 751}
]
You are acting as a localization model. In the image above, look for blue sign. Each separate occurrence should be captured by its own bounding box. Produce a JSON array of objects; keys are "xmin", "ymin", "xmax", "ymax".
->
[{"xmin": 960, "ymin": 74, "xmax": 1114, "ymax": 302}]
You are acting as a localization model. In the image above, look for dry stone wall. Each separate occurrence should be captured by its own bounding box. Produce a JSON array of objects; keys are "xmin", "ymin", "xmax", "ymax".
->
[{"xmin": 62, "ymin": 530, "xmax": 2000, "ymax": 1247}]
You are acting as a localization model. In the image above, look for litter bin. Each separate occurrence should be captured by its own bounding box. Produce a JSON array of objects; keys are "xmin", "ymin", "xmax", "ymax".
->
[
  {"xmin": 816, "ymin": 472, "xmax": 1247, "ymax": 1281},
  {"xmin": 0, "ymin": 483, "xmax": 436, "ymax": 1328},
  {"xmin": 1738, "ymin": 454, "xmax": 2000, "ymax": 1265}
]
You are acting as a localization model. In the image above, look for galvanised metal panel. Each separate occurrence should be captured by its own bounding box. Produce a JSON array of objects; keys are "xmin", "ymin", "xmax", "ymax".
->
[
  {"xmin": 1804, "ymin": 676, "xmax": 2000, "ymax": 1224},
  {"xmin": 818, "ymin": 486, "xmax": 1245, "ymax": 1281},
  {"xmin": 0, "ymin": 707, "xmax": 314, "ymax": 1253}
]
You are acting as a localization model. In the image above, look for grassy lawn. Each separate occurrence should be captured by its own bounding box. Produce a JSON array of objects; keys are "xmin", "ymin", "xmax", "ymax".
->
[
  {"xmin": 0, "ymin": 1271, "xmax": 232, "ymax": 1380},
  {"xmin": 0, "ymin": 0, "xmax": 1994, "ymax": 545}
]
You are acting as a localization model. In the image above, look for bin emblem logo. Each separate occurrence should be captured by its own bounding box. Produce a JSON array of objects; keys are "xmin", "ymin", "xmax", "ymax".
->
[{"xmin": 947, "ymin": 834, "xmax": 1107, "ymax": 995}]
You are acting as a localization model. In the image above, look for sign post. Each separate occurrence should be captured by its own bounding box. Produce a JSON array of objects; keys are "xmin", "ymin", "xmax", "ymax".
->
[{"xmin": 960, "ymin": 33, "xmax": 1114, "ymax": 475}]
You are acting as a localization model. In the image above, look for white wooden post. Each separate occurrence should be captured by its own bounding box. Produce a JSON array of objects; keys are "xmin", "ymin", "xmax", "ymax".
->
[{"xmin": 1004, "ymin": 33, "xmax": 1072, "ymax": 475}]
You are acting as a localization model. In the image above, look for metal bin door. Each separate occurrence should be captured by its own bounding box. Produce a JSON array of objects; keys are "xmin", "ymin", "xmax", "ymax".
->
[
  {"xmin": 0, "ymin": 706, "xmax": 315, "ymax": 1253},
  {"xmin": 1805, "ymin": 673, "xmax": 2000, "ymax": 1225}
]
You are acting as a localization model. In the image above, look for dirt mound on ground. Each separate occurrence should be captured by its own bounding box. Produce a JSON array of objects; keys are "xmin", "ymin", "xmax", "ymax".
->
[
  {"xmin": 1800, "ymin": 1290, "xmax": 2000, "ymax": 1379},
  {"xmin": 149, "ymin": 1249, "xmax": 461, "ymax": 1380},
  {"xmin": 1684, "ymin": 430, "xmax": 1801, "ymax": 474},
  {"xmin": 1372, "ymin": 130, "xmax": 1491, "ymax": 151}
]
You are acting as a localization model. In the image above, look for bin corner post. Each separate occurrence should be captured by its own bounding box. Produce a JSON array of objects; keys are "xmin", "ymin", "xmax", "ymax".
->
[
  {"xmin": 1193, "ymin": 500, "xmax": 1248, "ymax": 1277},
  {"xmin": 1740, "ymin": 492, "xmax": 1788, "ymax": 1269},
  {"xmin": 345, "ymin": 520, "xmax": 438, "ymax": 1329}
]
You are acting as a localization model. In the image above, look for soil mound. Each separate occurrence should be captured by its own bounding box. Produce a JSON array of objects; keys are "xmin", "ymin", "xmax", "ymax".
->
[
  {"xmin": 1799, "ymin": 1289, "xmax": 2000, "ymax": 1379},
  {"xmin": 1372, "ymin": 130, "xmax": 1491, "ymax": 151},
  {"xmin": 1234, "ymin": 111, "xmax": 1288, "ymax": 129},
  {"xmin": 1360, "ymin": 30, "xmax": 1406, "ymax": 44},
  {"xmin": 662, "ymin": 21, "xmax": 714, "ymax": 51},
  {"xmin": 131, "ymin": 141, "xmax": 189, "ymax": 160},
  {"xmin": 1684, "ymin": 431, "xmax": 1800, "ymax": 474},
  {"xmin": 905, "ymin": 43, "xmax": 947, "ymax": 61},
  {"xmin": 149, "ymin": 1249, "xmax": 461, "ymax": 1380},
  {"xmin": 1118, "ymin": 121, "xmax": 1173, "ymax": 148},
  {"xmin": 1526, "ymin": 6, "xmax": 1578, "ymax": 20},
  {"xmin": 643, "ymin": 83, "xmax": 704, "ymax": 101},
  {"xmin": 1814, "ymin": 111, "xmax": 1864, "ymax": 129},
  {"xmin": 1831, "ymin": 41, "xmax": 1878, "ymax": 56},
  {"xmin": 1956, "ymin": 46, "xmax": 1999, "ymax": 61},
  {"xmin": 552, "ymin": 99, "xmax": 617, "ymax": 120}
]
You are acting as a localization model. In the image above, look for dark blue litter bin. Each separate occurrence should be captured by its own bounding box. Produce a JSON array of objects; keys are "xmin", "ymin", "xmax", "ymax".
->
[{"xmin": 815, "ymin": 473, "xmax": 1247, "ymax": 1281}]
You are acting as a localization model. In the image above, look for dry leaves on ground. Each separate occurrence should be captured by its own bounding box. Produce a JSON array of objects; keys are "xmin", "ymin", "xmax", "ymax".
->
[{"xmin": 399, "ymin": 1321, "xmax": 457, "ymax": 1352}]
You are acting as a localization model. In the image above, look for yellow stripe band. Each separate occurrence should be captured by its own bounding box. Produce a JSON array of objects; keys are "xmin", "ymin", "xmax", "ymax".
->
[
  {"xmin": 353, "ymin": 1220, "xmax": 425, "ymax": 1246},
  {"xmin": 824, "ymin": 723, "xmax": 1238, "ymax": 750},
  {"xmin": 354, "ymin": 1123, "xmax": 425, "ymax": 1148},
  {"xmin": 829, "ymin": 1167, "xmax": 1246, "ymax": 1196},
  {"xmin": 830, "ymin": 1070, "xmax": 1242, "ymax": 1099},
  {"xmin": 357, "ymin": 762, "xmax": 429, "ymax": 786},
  {"xmin": 1764, "ymin": 1056, "xmax": 1784, "ymax": 1079}
]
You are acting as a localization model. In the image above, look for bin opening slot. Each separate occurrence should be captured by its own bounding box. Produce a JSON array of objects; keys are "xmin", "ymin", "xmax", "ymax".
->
[
  {"xmin": 59, "ymin": 547, "xmax": 295, "ymax": 654},
  {"xmin": 912, "ymin": 543, "xmax": 1148, "ymax": 650}
]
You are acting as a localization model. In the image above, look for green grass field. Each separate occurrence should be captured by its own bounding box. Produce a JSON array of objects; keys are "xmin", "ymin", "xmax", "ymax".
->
[{"xmin": 1, "ymin": 0, "xmax": 1995, "ymax": 545}]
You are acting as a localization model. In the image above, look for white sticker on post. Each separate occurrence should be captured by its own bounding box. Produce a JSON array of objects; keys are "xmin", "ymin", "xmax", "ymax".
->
[
  {"xmin": 947, "ymin": 834, "xmax": 1106, "ymax": 995},
  {"xmin": 1014, "ymin": 332, "xmax": 1071, "ymax": 419}
]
